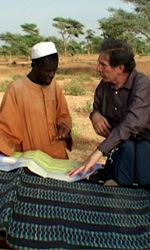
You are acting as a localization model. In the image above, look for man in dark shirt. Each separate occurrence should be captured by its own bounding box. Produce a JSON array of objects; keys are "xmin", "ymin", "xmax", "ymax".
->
[{"xmin": 69, "ymin": 38, "xmax": 150, "ymax": 186}]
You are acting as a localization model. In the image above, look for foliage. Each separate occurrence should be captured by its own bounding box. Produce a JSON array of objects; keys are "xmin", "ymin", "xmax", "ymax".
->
[
  {"xmin": 0, "ymin": 24, "xmax": 44, "ymax": 61},
  {"xmin": 21, "ymin": 23, "xmax": 40, "ymax": 36},
  {"xmin": 0, "ymin": 74, "xmax": 23, "ymax": 91},
  {"xmin": 0, "ymin": 79, "xmax": 11, "ymax": 92},
  {"xmin": 82, "ymin": 100, "xmax": 93, "ymax": 113},
  {"xmin": 98, "ymin": 0, "xmax": 150, "ymax": 54},
  {"xmin": 64, "ymin": 74, "xmax": 92, "ymax": 96},
  {"xmin": 123, "ymin": 0, "xmax": 150, "ymax": 40},
  {"xmin": 45, "ymin": 36, "xmax": 64, "ymax": 54},
  {"xmin": 64, "ymin": 77, "xmax": 86, "ymax": 96},
  {"xmin": 85, "ymin": 29, "xmax": 96, "ymax": 55},
  {"xmin": 84, "ymin": 30, "xmax": 102, "ymax": 54},
  {"xmin": 68, "ymin": 40, "xmax": 83, "ymax": 55},
  {"xmin": 12, "ymin": 74, "xmax": 22, "ymax": 80},
  {"xmin": 57, "ymin": 68, "xmax": 71, "ymax": 75},
  {"xmin": 52, "ymin": 17, "xmax": 84, "ymax": 59},
  {"xmin": 1, "ymin": 2, "xmax": 150, "ymax": 59},
  {"xmin": 71, "ymin": 117, "xmax": 80, "ymax": 138}
]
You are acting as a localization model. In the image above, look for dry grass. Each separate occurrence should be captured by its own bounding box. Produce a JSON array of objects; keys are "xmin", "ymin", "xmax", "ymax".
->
[{"xmin": 0, "ymin": 54, "xmax": 150, "ymax": 163}]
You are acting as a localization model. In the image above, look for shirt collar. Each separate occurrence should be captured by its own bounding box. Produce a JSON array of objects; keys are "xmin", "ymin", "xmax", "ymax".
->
[
  {"xmin": 24, "ymin": 76, "xmax": 54, "ymax": 91},
  {"xmin": 108, "ymin": 69, "xmax": 137, "ymax": 90},
  {"xmin": 121, "ymin": 69, "xmax": 137, "ymax": 90}
]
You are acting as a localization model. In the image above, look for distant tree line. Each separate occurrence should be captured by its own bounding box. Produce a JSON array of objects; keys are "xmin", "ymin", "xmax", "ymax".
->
[{"xmin": 0, "ymin": 0, "xmax": 150, "ymax": 62}]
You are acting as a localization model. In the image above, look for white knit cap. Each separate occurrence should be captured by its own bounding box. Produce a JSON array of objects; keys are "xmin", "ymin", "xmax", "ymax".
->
[{"xmin": 31, "ymin": 42, "xmax": 57, "ymax": 59}]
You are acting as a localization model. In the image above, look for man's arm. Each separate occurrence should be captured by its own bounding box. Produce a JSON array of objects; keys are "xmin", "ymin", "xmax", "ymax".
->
[
  {"xmin": 98, "ymin": 73, "xmax": 150, "ymax": 155},
  {"xmin": 90, "ymin": 112, "xmax": 111, "ymax": 138},
  {"xmin": 55, "ymin": 83, "xmax": 72, "ymax": 129},
  {"xmin": 0, "ymin": 84, "xmax": 22, "ymax": 155},
  {"xmin": 90, "ymin": 81, "xmax": 111, "ymax": 138},
  {"xmin": 55, "ymin": 83, "xmax": 73, "ymax": 151}
]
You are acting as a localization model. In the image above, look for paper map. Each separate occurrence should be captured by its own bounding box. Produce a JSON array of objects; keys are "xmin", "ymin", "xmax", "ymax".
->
[{"xmin": 0, "ymin": 150, "xmax": 103, "ymax": 182}]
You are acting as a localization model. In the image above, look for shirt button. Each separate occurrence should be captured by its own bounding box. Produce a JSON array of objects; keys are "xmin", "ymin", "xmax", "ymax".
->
[{"xmin": 114, "ymin": 107, "xmax": 117, "ymax": 111}]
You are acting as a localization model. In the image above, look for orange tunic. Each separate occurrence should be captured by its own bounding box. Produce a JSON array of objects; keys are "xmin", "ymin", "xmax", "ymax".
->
[{"xmin": 0, "ymin": 76, "xmax": 72, "ymax": 159}]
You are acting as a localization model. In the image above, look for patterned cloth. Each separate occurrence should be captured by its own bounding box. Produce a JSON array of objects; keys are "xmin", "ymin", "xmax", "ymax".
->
[{"xmin": 0, "ymin": 168, "xmax": 150, "ymax": 250}]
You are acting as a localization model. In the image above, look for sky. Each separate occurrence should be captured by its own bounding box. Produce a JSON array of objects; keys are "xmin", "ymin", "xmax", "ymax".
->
[{"xmin": 0, "ymin": 0, "xmax": 134, "ymax": 40}]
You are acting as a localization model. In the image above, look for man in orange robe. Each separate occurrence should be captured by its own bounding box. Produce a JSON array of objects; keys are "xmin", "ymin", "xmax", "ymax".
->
[{"xmin": 0, "ymin": 42, "xmax": 72, "ymax": 159}]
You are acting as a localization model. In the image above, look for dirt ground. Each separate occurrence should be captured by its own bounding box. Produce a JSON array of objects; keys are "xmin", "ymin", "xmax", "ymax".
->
[{"xmin": 0, "ymin": 54, "xmax": 150, "ymax": 162}]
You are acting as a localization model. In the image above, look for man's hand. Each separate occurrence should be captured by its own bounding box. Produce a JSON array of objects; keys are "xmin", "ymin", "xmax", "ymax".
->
[
  {"xmin": 57, "ymin": 122, "xmax": 71, "ymax": 140},
  {"xmin": 91, "ymin": 112, "xmax": 111, "ymax": 137},
  {"xmin": 68, "ymin": 148, "xmax": 103, "ymax": 178}
]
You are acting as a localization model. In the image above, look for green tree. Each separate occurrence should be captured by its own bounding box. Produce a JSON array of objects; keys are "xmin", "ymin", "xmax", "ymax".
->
[
  {"xmin": 0, "ymin": 32, "xmax": 26, "ymax": 61},
  {"xmin": 68, "ymin": 39, "xmax": 83, "ymax": 55},
  {"xmin": 20, "ymin": 23, "xmax": 44, "ymax": 52},
  {"xmin": 90, "ymin": 36, "xmax": 103, "ymax": 54},
  {"xmin": 85, "ymin": 29, "xmax": 95, "ymax": 54},
  {"xmin": 21, "ymin": 23, "xmax": 39, "ymax": 36},
  {"xmin": 98, "ymin": 0, "xmax": 150, "ymax": 54},
  {"xmin": 0, "ymin": 44, "xmax": 12, "ymax": 62},
  {"xmin": 0, "ymin": 23, "xmax": 44, "ymax": 61},
  {"xmin": 45, "ymin": 36, "xmax": 64, "ymax": 54},
  {"xmin": 122, "ymin": 0, "xmax": 150, "ymax": 40},
  {"xmin": 52, "ymin": 17, "xmax": 84, "ymax": 60},
  {"xmin": 98, "ymin": 13, "xmax": 129, "ymax": 39},
  {"xmin": 85, "ymin": 30, "xmax": 102, "ymax": 54}
]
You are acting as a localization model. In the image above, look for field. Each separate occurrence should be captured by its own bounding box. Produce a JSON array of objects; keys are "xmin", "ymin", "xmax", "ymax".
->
[{"xmin": 0, "ymin": 54, "xmax": 150, "ymax": 163}]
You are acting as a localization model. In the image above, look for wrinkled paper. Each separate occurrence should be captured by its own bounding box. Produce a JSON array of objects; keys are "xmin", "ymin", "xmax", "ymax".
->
[{"xmin": 0, "ymin": 150, "xmax": 103, "ymax": 182}]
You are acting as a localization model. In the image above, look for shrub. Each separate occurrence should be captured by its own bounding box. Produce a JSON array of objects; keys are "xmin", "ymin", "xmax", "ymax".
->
[
  {"xmin": 63, "ymin": 75, "xmax": 92, "ymax": 96},
  {"xmin": 57, "ymin": 68, "xmax": 70, "ymax": 75},
  {"xmin": 79, "ymin": 74, "xmax": 92, "ymax": 82},
  {"xmin": 0, "ymin": 74, "xmax": 23, "ymax": 92},
  {"xmin": 12, "ymin": 74, "xmax": 22, "ymax": 81},
  {"xmin": 64, "ymin": 77, "xmax": 86, "ymax": 96},
  {"xmin": 82, "ymin": 100, "xmax": 93, "ymax": 113},
  {"xmin": 0, "ymin": 79, "xmax": 11, "ymax": 92}
]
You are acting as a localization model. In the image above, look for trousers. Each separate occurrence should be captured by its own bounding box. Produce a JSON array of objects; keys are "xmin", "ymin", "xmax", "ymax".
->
[{"xmin": 108, "ymin": 140, "xmax": 150, "ymax": 187}]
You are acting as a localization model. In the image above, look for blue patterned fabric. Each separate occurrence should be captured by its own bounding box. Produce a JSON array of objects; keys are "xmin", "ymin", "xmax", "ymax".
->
[{"xmin": 0, "ymin": 168, "xmax": 150, "ymax": 249}]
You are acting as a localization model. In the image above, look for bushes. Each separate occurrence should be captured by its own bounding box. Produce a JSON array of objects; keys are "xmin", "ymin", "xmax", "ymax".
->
[
  {"xmin": 82, "ymin": 100, "xmax": 93, "ymax": 113},
  {"xmin": 64, "ymin": 80, "xmax": 86, "ymax": 96},
  {"xmin": 0, "ymin": 74, "xmax": 22, "ymax": 91},
  {"xmin": 64, "ymin": 75, "xmax": 92, "ymax": 96},
  {"xmin": 0, "ymin": 79, "xmax": 11, "ymax": 92}
]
